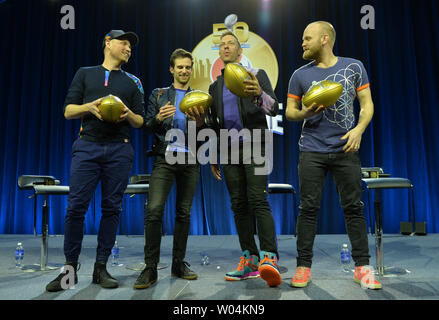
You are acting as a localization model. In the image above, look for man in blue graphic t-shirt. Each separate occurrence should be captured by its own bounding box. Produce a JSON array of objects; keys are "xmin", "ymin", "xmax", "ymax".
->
[
  {"xmin": 134, "ymin": 49, "xmax": 204, "ymax": 289},
  {"xmin": 286, "ymin": 21, "xmax": 382, "ymax": 290}
]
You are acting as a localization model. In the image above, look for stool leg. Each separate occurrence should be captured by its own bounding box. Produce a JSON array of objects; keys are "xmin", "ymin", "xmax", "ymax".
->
[
  {"xmin": 41, "ymin": 196, "xmax": 49, "ymax": 271},
  {"xmin": 34, "ymin": 195, "xmax": 37, "ymax": 237},
  {"xmin": 374, "ymin": 191, "xmax": 384, "ymax": 276},
  {"xmin": 21, "ymin": 191, "xmax": 63, "ymax": 272},
  {"xmin": 410, "ymin": 187, "xmax": 416, "ymax": 234},
  {"xmin": 367, "ymin": 191, "xmax": 373, "ymax": 235},
  {"xmin": 372, "ymin": 189, "xmax": 409, "ymax": 277}
]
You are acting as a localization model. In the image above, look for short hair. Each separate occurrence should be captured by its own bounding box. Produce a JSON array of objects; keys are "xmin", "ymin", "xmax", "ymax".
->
[
  {"xmin": 220, "ymin": 31, "xmax": 241, "ymax": 49},
  {"xmin": 170, "ymin": 48, "xmax": 193, "ymax": 68},
  {"xmin": 312, "ymin": 21, "xmax": 336, "ymax": 47}
]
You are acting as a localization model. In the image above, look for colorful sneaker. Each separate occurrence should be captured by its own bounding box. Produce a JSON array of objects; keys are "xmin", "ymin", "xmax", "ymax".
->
[
  {"xmin": 258, "ymin": 251, "xmax": 282, "ymax": 287},
  {"xmin": 354, "ymin": 265, "xmax": 382, "ymax": 290},
  {"xmin": 290, "ymin": 267, "xmax": 311, "ymax": 288},
  {"xmin": 290, "ymin": 266, "xmax": 311, "ymax": 288},
  {"xmin": 225, "ymin": 250, "xmax": 260, "ymax": 281}
]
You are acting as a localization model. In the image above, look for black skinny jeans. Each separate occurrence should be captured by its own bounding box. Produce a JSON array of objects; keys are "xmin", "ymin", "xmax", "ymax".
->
[
  {"xmin": 222, "ymin": 144, "xmax": 278, "ymax": 257},
  {"xmin": 296, "ymin": 151, "xmax": 370, "ymax": 268},
  {"xmin": 144, "ymin": 155, "xmax": 200, "ymax": 267}
]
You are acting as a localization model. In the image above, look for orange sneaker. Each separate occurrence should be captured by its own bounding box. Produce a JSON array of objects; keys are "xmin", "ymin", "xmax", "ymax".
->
[
  {"xmin": 290, "ymin": 266, "xmax": 311, "ymax": 288},
  {"xmin": 258, "ymin": 251, "xmax": 281, "ymax": 287},
  {"xmin": 354, "ymin": 265, "xmax": 382, "ymax": 290}
]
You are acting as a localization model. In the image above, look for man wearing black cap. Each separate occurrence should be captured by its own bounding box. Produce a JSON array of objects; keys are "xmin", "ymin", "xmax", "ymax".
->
[{"xmin": 46, "ymin": 30, "xmax": 145, "ymax": 292}]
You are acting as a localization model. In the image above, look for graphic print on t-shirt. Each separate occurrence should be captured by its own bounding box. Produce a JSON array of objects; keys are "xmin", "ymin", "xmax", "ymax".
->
[{"xmin": 322, "ymin": 62, "xmax": 364, "ymax": 130}]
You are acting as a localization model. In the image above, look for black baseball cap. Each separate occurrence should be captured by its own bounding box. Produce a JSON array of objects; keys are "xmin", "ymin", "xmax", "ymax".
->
[{"xmin": 102, "ymin": 30, "xmax": 139, "ymax": 49}]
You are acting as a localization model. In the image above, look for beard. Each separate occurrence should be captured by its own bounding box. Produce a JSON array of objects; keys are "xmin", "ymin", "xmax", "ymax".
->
[
  {"xmin": 302, "ymin": 48, "xmax": 319, "ymax": 61},
  {"xmin": 302, "ymin": 50, "xmax": 316, "ymax": 60}
]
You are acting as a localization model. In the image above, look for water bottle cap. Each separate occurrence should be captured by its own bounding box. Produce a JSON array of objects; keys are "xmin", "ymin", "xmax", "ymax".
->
[
  {"xmin": 342, "ymin": 243, "xmax": 348, "ymax": 248},
  {"xmin": 17, "ymin": 242, "xmax": 22, "ymax": 246}
]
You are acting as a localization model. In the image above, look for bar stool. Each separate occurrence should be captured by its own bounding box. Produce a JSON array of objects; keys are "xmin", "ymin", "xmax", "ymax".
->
[
  {"xmin": 361, "ymin": 168, "xmax": 415, "ymax": 277},
  {"xmin": 267, "ymin": 183, "xmax": 297, "ymax": 236},
  {"xmin": 17, "ymin": 175, "xmax": 66, "ymax": 271},
  {"xmin": 264, "ymin": 183, "xmax": 297, "ymax": 274}
]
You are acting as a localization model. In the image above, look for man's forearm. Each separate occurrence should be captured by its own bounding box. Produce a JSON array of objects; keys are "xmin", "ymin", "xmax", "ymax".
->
[
  {"xmin": 285, "ymin": 98, "xmax": 309, "ymax": 121},
  {"xmin": 64, "ymin": 103, "xmax": 92, "ymax": 119},
  {"xmin": 355, "ymin": 102, "xmax": 374, "ymax": 133},
  {"xmin": 126, "ymin": 111, "xmax": 144, "ymax": 128}
]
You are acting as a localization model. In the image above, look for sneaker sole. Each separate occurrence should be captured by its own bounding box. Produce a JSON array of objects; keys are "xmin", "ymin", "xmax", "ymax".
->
[
  {"xmin": 290, "ymin": 278, "xmax": 311, "ymax": 288},
  {"xmin": 259, "ymin": 265, "xmax": 282, "ymax": 287},
  {"xmin": 354, "ymin": 278, "xmax": 382, "ymax": 290},
  {"xmin": 224, "ymin": 272, "xmax": 260, "ymax": 281},
  {"xmin": 133, "ymin": 278, "xmax": 157, "ymax": 290}
]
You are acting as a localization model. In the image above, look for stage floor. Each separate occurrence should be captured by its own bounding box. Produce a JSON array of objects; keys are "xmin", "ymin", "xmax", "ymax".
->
[{"xmin": 0, "ymin": 233, "xmax": 438, "ymax": 301}]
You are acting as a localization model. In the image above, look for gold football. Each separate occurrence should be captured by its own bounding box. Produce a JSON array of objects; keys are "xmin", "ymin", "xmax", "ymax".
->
[
  {"xmin": 302, "ymin": 80, "xmax": 343, "ymax": 108},
  {"xmin": 224, "ymin": 63, "xmax": 252, "ymax": 98},
  {"xmin": 179, "ymin": 90, "xmax": 213, "ymax": 113},
  {"xmin": 98, "ymin": 95, "xmax": 125, "ymax": 123}
]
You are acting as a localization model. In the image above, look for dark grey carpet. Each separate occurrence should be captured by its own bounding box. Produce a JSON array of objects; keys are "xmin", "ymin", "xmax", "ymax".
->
[{"xmin": 0, "ymin": 233, "xmax": 438, "ymax": 300}]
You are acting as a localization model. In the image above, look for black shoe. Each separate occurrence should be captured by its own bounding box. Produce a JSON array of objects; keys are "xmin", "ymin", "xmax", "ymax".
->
[
  {"xmin": 92, "ymin": 261, "xmax": 118, "ymax": 289},
  {"xmin": 133, "ymin": 266, "xmax": 158, "ymax": 290},
  {"xmin": 46, "ymin": 262, "xmax": 80, "ymax": 292},
  {"xmin": 171, "ymin": 259, "xmax": 198, "ymax": 280}
]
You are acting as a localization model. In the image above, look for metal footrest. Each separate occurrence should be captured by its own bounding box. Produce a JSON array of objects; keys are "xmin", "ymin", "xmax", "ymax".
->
[
  {"xmin": 375, "ymin": 266, "xmax": 410, "ymax": 277},
  {"xmin": 20, "ymin": 262, "xmax": 63, "ymax": 272}
]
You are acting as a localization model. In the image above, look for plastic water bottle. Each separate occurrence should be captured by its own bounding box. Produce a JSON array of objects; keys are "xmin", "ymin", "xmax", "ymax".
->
[
  {"xmin": 111, "ymin": 241, "xmax": 120, "ymax": 267},
  {"xmin": 200, "ymin": 252, "xmax": 210, "ymax": 266},
  {"xmin": 340, "ymin": 243, "xmax": 351, "ymax": 273},
  {"xmin": 15, "ymin": 242, "xmax": 24, "ymax": 268}
]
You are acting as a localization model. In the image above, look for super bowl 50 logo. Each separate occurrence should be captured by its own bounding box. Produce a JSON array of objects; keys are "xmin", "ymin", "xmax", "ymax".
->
[{"xmin": 191, "ymin": 15, "xmax": 279, "ymax": 93}]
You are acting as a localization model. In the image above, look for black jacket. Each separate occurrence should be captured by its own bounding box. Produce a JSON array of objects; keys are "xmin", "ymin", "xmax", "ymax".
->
[
  {"xmin": 144, "ymin": 84, "xmax": 194, "ymax": 156},
  {"xmin": 145, "ymin": 84, "xmax": 208, "ymax": 157},
  {"xmin": 206, "ymin": 68, "xmax": 279, "ymax": 135}
]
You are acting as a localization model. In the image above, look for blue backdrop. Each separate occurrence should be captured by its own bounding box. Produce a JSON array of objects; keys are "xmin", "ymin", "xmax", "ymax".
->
[{"xmin": 0, "ymin": 0, "xmax": 437, "ymax": 235}]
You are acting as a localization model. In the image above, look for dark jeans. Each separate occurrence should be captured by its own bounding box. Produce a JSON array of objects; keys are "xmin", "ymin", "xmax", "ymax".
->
[
  {"xmin": 296, "ymin": 151, "xmax": 370, "ymax": 268},
  {"xmin": 222, "ymin": 145, "xmax": 278, "ymax": 257},
  {"xmin": 64, "ymin": 139, "xmax": 134, "ymax": 263},
  {"xmin": 144, "ymin": 155, "xmax": 200, "ymax": 266}
]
